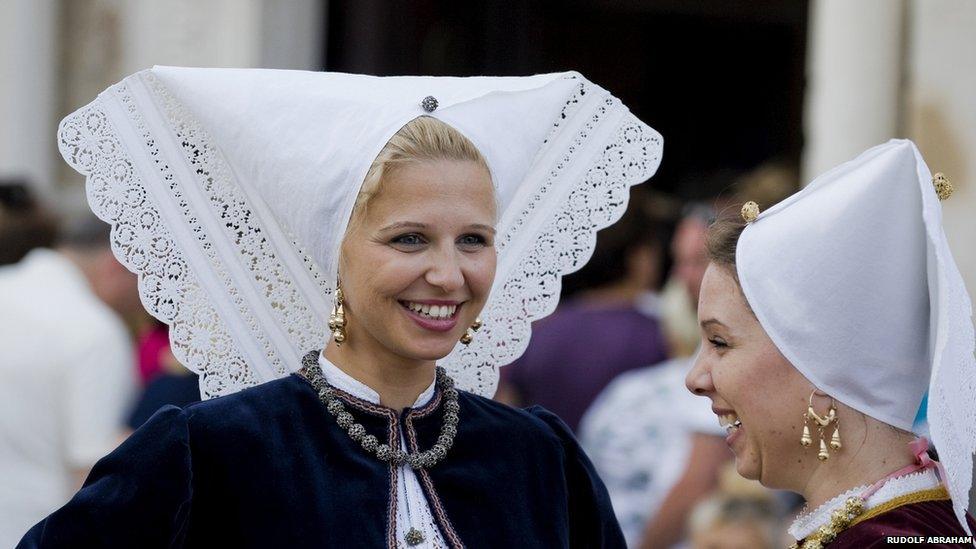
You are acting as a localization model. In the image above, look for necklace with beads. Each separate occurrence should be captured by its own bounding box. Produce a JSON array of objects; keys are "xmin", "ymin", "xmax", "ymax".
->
[
  {"xmin": 788, "ymin": 496, "xmax": 865, "ymax": 549},
  {"xmin": 298, "ymin": 350, "xmax": 460, "ymax": 469},
  {"xmin": 298, "ymin": 351, "xmax": 459, "ymax": 546},
  {"xmin": 789, "ymin": 454, "xmax": 948, "ymax": 549}
]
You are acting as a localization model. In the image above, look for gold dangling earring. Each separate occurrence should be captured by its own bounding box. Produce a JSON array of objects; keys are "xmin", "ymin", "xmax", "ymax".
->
[
  {"xmin": 800, "ymin": 417, "xmax": 813, "ymax": 447},
  {"xmin": 830, "ymin": 422, "xmax": 842, "ymax": 450},
  {"xmin": 328, "ymin": 283, "xmax": 346, "ymax": 345},
  {"xmin": 460, "ymin": 317, "xmax": 483, "ymax": 345},
  {"xmin": 818, "ymin": 438, "xmax": 830, "ymax": 461},
  {"xmin": 805, "ymin": 390, "xmax": 838, "ymax": 461}
]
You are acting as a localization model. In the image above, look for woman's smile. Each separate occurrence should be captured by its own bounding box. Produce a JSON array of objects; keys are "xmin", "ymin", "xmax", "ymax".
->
[
  {"xmin": 714, "ymin": 407, "xmax": 744, "ymax": 448},
  {"xmin": 335, "ymin": 157, "xmax": 497, "ymax": 363},
  {"xmin": 398, "ymin": 299, "xmax": 464, "ymax": 332}
]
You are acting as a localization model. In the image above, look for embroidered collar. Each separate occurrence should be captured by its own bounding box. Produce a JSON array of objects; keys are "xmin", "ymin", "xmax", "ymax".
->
[
  {"xmin": 789, "ymin": 469, "xmax": 941, "ymax": 541},
  {"xmin": 317, "ymin": 351, "xmax": 436, "ymax": 409}
]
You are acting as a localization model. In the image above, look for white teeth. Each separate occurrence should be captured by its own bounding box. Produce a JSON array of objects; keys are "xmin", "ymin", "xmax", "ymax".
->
[
  {"xmin": 717, "ymin": 413, "xmax": 741, "ymax": 429},
  {"xmin": 403, "ymin": 301, "xmax": 458, "ymax": 319}
]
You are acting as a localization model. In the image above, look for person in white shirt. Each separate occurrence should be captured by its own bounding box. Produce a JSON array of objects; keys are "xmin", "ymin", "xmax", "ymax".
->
[
  {"xmin": 579, "ymin": 208, "xmax": 729, "ymax": 548},
  {"xmin": 0, "ymin": 216, "xmax": 138, "ymax": 547}
]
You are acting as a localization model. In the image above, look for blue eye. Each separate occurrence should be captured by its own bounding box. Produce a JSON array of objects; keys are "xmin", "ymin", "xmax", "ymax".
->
[
  {"xmin": 392, "ymin": 233, "xmax": 425, "ymax": 246},
  {"xmin": 458, "ymin": 234, "xmax": 487, "ymax": 247}
]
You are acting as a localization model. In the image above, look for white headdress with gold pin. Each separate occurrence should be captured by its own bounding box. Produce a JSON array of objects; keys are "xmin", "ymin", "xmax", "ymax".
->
[
  {"xmin": 736, "ymin": 139, "xmax": 975, "ymax": 534},
  {"xmin": 57, "ymin": 66, "xmax": 662, "ymax": 400}
]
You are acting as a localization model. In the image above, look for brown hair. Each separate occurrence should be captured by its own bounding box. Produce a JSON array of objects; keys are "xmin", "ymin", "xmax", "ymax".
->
[
  {"xmin": 705, "ymin": 211, "xmax": 756, "ymax": 318},
  {"xmin": 706, "ymin": 214, "xmax": 747, "ymax": 274},
  {"xmin": 0, "ymin": 180, "xmax": 59, "ymax": 265}
]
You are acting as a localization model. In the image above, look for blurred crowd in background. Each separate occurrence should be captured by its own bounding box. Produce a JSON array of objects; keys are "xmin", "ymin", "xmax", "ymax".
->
[
  {"xmin": 2, "ymin": 1, "xmax": 974, "ymax": 548},
  {"xmin": 497, "ymin": 167, "xmax": 799, "ymax": 548}
]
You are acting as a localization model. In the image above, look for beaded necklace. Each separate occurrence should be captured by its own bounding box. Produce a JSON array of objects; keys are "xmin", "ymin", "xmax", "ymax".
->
[{"xmin": 298, "ymin": 350, "xmax": 460, "ymax": 470}]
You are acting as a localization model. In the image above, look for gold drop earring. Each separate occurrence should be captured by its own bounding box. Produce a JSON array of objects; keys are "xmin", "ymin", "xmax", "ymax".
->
[
  {"xmin": 328, "ymin": 283, "xmax": 346, "ymax": 345},
  {"xmin": 801, "ymin": 390, "xmax": 840, "ymax": 461},
  {"xmin": 459, "ymin": 318, "xmax": 483, "ymax": 345}
]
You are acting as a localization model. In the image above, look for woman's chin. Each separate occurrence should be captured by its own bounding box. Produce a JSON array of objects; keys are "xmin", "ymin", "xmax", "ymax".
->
[
  {"xmin": 733, "ymin": 455, "xmax": 761, "ymax": 481},
  {"xmin": 397, "ymin": 336, "xmax": 460, "ymax": 362}
]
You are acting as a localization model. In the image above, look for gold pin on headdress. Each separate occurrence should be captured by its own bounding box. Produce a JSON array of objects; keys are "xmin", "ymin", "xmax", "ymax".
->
[
  {"xmin": 741, "ymin": 201, "xmax": 760, "ymax": 223},
  {"xmin": 933, "ymin": 173, "xmax": 953, "ymax": 201}
]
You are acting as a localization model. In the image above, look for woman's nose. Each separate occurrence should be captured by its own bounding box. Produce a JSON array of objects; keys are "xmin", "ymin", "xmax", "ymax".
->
[
  {"xmin": 685, "ymin": 354, "xmax": 714, "ymax": 396},
  {"xmin": 425, "ymin": 248, "xmax": 465, "ymax": 292}
]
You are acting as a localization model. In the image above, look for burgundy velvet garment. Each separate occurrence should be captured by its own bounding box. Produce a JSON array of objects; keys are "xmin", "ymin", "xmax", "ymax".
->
[{"xmin": 828, "ymin": 498, "xmax": 976, "ymax": 548}]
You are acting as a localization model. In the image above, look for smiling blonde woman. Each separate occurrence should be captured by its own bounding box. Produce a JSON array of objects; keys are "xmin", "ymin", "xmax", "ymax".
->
[
  {"xmin": 687, "ymin": 140, "xmax": 976, "ymax": 548},
  {"xmin": 18, "ymin": 68, "xmax": 662, "ymax": 548}
]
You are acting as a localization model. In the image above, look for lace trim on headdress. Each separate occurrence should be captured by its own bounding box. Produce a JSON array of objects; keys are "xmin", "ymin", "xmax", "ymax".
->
[
  {"xmin": 59, "ymin": 75, "xmax": 332, "ymax": 398},
  {"xmin": 789, "ymin": 469, "xmax": 941, "ymax": 541},
  {"xmin": 915, "ymin": 145, "xmax": 976, "ymax": 536},
  {"xmin": 57, "ymin": 71, "xmax": 661, "ymax": 400},
  {"xmin": 438, "ymin": 80, "xmax": 662, "ymax": 393}
]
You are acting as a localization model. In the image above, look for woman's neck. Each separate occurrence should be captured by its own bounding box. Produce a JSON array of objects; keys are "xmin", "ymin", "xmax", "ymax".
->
[
  {"xmin": 797, "ymin": 427, "xmax": 917, "ymax": 511},
  {"xmin": 323, "ymin": 339, "xmax": 436, "ymax": 410}
]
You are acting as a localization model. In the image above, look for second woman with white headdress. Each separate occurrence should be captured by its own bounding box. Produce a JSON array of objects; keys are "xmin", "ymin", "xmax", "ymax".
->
[
  {"xmin": 687, "ymin": 140, "xmax": 976, "ymax": 548},
  {"xmin": 19, "ymin": 67, "xmax": 662, "ymax": 548}
]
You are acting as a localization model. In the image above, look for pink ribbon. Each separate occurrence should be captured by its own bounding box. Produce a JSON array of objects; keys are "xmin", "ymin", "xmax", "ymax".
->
[
  {"xmin": 909, "ymin": 437, "xmax": 949, "ymax": 485},
  {"xmin": 859, "ymin": 437, "xmax": 947, "ymax": 499}
]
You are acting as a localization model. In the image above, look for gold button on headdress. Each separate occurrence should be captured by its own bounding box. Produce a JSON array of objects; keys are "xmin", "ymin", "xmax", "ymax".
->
[
  {"xmin": 741, "ymin": 201, "xmax": 760, "ymax": 223},
  {"xmin": 933, "ymin": 172, "xmax": 953, "ymax": 201}
]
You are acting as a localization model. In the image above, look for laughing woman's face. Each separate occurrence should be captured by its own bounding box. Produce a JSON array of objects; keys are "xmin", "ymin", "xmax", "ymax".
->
[{"xmin": 686, "ymin": 263, "xmax": 816, "ymax": 489}]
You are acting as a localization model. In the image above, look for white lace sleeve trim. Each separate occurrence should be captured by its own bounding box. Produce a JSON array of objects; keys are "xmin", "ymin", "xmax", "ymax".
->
[{"xmin": 788, "ymin": 469, "xmax": 941, "ymax": 540}]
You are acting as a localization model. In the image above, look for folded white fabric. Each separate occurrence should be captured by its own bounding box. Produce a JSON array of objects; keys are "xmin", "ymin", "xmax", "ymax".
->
[
  {"xmin": 57, "ymin": 67, "xmax": 662, "ymax": 401},
  {"xmin": 736, "ymin": 139, "xmax": 975, "ymax": 534}
]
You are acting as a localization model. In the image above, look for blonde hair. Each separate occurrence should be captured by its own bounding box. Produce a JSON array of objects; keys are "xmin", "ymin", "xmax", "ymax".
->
[{"xmin": 349, "ymin": 116, "xmax": 491, "ymax": 227}]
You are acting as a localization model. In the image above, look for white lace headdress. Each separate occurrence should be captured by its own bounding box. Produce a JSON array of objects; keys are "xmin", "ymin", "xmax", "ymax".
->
[
  {"xmin": 735, "ymin": 140, "xmax": 975, "ymax": 535},
  {"xmin": 57, "ymin": 66, "xmax": 662, "ymax": 400}
]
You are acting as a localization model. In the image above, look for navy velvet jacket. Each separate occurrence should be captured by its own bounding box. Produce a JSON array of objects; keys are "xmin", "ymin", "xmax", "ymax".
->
[{"xmin": 18, "ymin": 374, "xmax": 625, "ymax": 548}]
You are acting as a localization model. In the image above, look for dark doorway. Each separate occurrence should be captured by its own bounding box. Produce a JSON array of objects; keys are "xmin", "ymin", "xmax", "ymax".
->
[{"xmin": 324, "ymin": 0, "xmax": 807, "ymax": 200}]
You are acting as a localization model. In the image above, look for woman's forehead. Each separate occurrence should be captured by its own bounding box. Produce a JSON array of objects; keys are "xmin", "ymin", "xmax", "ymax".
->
[
  {"xmin": 370, "ymin": 160, "xmax": 496, "ymax": 219},
  {"xmin": 699, "ymin": 264, "xmax": 750, "ymax": 321}
]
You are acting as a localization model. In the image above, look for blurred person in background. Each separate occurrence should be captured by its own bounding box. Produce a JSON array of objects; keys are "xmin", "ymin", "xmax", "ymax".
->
[
  {"xmin": 0, "ymin": 179, "xmax": 58, "ymax": 266},
  {"xmin": 495, "ymin": 189, "xmax": 670, "ymax": 431},
  {"xmin": 136, "ymin": 319, "xmax": 173, "ymax": 385},
  {"xmin": 126, "ymin": 324, "xmax": 201, "ymax": 431},
  {"xmin": 687, "ymin": 466, "xmax": 780, "ymax": 549},
  {"xmin": 657, "ymin": 204, "xmax": 712, "ymax": 358},
  {"xmin": 579, "ymin": 204, "xmax": 728, "ymax": 549},
  {"xmin": 0, "ymin": 215, "xmax": 138, "ymax": 547},
  {"xmin": 658, "ymin": 164, "xmax": 796, "ymax": 359}
]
